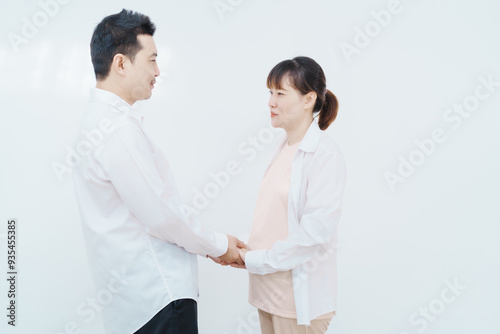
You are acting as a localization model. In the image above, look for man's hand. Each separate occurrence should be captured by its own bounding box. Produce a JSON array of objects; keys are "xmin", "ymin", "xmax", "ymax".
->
[
  {"xmin": 228, "ymin": 248, "xmax": 247, "ymax": 269},
  {"xmin": 218, "ymin": 235, "xmax": 246, "ymax": 266},
  {"xmin": 207, "ymin": 255, "xmax": 223, "ymax": 265}
]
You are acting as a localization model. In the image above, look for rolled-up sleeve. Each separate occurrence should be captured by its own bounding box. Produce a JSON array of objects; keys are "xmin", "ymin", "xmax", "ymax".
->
[
  {"xmin": 97, "ymin": 123, "xmax": 228, "ymax": 258},
  {"xmin": 245, "ymin": 150, "xmax": 346, "ymax": 274}
]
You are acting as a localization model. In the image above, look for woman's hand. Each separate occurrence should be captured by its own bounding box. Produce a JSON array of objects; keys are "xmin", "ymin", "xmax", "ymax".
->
[
  {"xmin": 239, "ymin": 248, "xmax": 247, "ymax": 262},
  {"xmin": 208, "ymin": 243, "xmax": 247, "ymax": 269}
]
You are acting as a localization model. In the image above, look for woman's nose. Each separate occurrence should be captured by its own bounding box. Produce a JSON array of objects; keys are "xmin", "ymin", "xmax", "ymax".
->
[{"xmin": 268, "ymin": 96, "xmax": 276, "ymax": 108}]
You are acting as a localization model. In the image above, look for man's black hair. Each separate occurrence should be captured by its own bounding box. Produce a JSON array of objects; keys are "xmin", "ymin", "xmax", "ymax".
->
[{"xmin": 90, "ymin": 9, "xmax": 156, "ymax": 80}]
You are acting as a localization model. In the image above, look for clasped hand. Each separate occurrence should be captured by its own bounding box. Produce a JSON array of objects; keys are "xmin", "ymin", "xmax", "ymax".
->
[{"xmin": 208, "ymin": 235, "xmax": 248, "ymax": 269}]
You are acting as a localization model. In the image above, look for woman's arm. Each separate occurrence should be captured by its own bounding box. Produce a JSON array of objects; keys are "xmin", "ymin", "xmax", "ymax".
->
[{"xmin": 244, "ymin": 150, "xmax": 347, "ymax": 275}]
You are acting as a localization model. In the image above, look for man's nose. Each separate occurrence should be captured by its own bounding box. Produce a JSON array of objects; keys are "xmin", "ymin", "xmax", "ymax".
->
[{"xmin": 154, "ymin": 62, "xmax": 160, "ymax": 77}]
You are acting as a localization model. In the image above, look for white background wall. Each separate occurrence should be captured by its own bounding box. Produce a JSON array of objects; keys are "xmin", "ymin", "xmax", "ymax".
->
[{"xmin": 1, "ymin": 0, "xmax": 499, "ymax": 333}]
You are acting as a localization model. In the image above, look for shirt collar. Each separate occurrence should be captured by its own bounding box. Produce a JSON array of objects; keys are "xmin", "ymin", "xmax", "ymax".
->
[
  {"xmin": 89, "ymin": 88, "xmax": 144, "ymax": 123},
  {"xmin": 297, "ymin": 119, "xmax": 322, "ymax": 153}
]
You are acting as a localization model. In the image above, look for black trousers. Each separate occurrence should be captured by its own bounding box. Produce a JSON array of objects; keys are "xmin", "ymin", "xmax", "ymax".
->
[{"xmin": 134, "ymin": 299, "xmax": 198, "ymax": 334}]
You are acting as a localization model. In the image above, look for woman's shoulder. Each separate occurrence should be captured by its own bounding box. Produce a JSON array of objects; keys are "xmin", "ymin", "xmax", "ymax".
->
[
  {"xmin": 303, "ymin": 132, "xmax": 346, "ymax": 179},
  {"xmin": 316, "ymin": 131, "xmax": 344, "ymax": 158}
]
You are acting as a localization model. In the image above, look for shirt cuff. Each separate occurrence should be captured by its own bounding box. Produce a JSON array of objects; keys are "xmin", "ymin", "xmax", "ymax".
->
[
  {"xmin": 206, "ymin": 232, "xmax": 228, "ymax": 258},
  {"xmin": 244, "ymin": 249, "xmax": 268, "ymax": 275}
]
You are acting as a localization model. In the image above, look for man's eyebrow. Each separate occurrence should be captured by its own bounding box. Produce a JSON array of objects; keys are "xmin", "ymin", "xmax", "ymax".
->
[{"xmin": 150, "ymin": 53, "xmax": 158, "ymax": 57}]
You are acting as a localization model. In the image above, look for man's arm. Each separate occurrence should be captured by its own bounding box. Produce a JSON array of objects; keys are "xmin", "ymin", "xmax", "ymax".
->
[{"xmin": 98, "ymin": 123, "xmax": 241, "ymax": 259}]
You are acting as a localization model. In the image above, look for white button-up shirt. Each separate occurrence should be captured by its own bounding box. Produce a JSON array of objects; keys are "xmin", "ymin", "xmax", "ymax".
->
[
  {"xmin": 72, "ymin": 88, "xmax": 228, "ymax": 334},
  {"xmin": 245, "ymin": 120, "xmax": 347, "ymax": 326}
]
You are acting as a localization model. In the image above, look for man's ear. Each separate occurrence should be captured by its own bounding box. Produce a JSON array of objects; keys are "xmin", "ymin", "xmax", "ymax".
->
[
  {"xmin": 304, "ymin": 91, "xmax": 317, "ymax": 110},
  {"xmin": 110, "ymin": 53, "xmax": 127, "ymax": 77}
]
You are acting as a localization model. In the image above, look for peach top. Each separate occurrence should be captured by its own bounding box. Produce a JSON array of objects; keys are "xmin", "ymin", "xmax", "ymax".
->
[{"xmin": 247, "ymin": 140, "xmax": 335, "ymax": 320}]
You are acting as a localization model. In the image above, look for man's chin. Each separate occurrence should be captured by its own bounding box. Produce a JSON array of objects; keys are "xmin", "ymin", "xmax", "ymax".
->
[
  {"xmin": 130, "ymin": 87, "xmax": 153, "ymax": 102},
  {"xmin": 138, "ymin": 92, "xmax": 153, "ymax": 102}
]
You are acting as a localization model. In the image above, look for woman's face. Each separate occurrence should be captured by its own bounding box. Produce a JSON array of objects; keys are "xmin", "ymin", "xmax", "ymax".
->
[{"xmin": 268, "ymin": 77, "xmax": 314, "ymax": 130}]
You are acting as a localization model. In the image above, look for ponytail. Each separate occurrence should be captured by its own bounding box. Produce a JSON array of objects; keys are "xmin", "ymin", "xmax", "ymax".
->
[{"xmin": 318, "ymin": 89, "xmax": 338, "ymax": 130}]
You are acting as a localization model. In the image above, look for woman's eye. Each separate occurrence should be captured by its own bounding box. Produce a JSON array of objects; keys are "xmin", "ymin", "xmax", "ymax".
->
[{"xmin": 278, "ymin": 92, "xmax": 284, "ymax": 96}]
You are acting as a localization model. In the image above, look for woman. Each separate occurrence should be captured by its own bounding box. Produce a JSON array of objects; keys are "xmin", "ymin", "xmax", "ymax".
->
[{"xmin": 235, "ymin": 56, "xmax": 347, "ymax": 334}]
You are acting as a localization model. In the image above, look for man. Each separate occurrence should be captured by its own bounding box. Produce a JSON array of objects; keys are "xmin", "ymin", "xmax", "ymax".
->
[{"xmin": 72, "ymin": 9, "xmax": 244, "ymax": 334}]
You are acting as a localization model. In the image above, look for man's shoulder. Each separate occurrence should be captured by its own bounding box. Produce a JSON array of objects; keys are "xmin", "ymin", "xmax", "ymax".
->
[
  {"xmin": 72, "ymin": 101, "xmax": 145, "ymax": 166},
  {"xmin": 83, "ymin": 101, "xmax": 128, "ymax": 125},
  {"xmin": 80, "ymin": 101, "xmax": 142, "ymax": 140}
]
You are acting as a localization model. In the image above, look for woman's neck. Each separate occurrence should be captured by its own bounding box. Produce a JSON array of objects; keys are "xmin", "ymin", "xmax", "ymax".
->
[{"xmin": 286, "ymin": 116, "xmax": 313, "ymax": 146}]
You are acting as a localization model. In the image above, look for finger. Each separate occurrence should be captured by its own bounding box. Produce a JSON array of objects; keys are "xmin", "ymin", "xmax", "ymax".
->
[
  {"xmin": 208, "ymin": 256, "xmax": 222, "ymax": 264},
  {"xmin": 236, "ymin": 239, "xmax": 246, "ymax": 248},
  {"xmin": 238, "ymin": 249, "xmax": 247, "ymax": 261}
]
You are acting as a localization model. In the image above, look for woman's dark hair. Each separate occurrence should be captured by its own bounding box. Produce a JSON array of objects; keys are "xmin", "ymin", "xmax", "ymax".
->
[
  {"xmin": 90, "ymin": 9, "xmax": 156, "ymax": 80},
  {"xmin": 267, "ymin": 56, "xmax": 339, "ymax": 130}
]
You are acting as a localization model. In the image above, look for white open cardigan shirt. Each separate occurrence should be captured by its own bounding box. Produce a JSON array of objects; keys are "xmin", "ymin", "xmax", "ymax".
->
[{"xmin": 245, "ymin": 120, "xmax": 347, "ymax": 325}]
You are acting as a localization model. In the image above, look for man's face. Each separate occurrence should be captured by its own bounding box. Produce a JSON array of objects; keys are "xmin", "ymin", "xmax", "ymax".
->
[{"xmin": 124, "ymin": 34, "xmax": 160, "ymax": 103}]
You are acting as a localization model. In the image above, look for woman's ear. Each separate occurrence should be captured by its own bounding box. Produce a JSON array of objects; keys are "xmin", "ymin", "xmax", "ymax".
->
[{"xmin": 304, "ymin": 91, "xmax": 317, "ymax": 110}]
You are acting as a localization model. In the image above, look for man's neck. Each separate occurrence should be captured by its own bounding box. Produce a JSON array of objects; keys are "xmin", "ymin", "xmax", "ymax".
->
[{"xmin": 96, "ymin": 80, "xmax": 135, "ymax": 106}]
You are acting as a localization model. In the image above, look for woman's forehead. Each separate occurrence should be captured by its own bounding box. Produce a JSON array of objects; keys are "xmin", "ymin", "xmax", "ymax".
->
[{"xmin": 269, "ymin": 74, "xmax": 294, "ymax": 90}]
